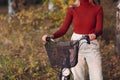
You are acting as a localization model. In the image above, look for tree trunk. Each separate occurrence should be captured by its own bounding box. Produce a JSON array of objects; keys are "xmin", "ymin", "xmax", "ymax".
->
[
  {"xmin": 116, "ymin": 1, "xmax": 120, "ymax": 55},
  {"xmin": 48, "ymin": 0, "xmax": 54, "ymax": 11},
  {"xmin": 8, "ymin": 0, "xmax": 15, "ymax": 20}
]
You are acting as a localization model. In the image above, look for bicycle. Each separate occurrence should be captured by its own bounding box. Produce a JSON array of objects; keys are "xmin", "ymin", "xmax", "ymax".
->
[{"xmin": 45, "ymin": 35, "xmax": 90, "ymax": 80}]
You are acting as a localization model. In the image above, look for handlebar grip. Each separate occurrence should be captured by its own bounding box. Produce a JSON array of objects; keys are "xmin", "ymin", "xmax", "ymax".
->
[
  {"xmin": 46, "ymin": 36, "xmax": 54, "ymax": 42},
  {"xmin": 83, "ymin": 35, "xmax": 90, "ymax": 44},
  {"xmin": 46, "ymin": 37, "xmax": 51, "ymax": 42}
]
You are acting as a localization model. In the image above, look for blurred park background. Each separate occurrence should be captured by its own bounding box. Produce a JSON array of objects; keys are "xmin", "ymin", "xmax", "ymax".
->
[{"xmin": 0, "ymin": 0, "xmax": 120, "ymax": 80}]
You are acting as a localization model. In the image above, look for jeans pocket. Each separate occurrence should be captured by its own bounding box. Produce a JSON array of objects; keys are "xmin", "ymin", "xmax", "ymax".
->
[{"xmin": 89, "ymin": 40, "xmax": 100, "ymax": 51}]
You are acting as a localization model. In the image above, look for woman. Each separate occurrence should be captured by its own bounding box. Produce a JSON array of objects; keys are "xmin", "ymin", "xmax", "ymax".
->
[{"xmin": 42, "ymin": 0, "xmax": 103, "ymax": 80}]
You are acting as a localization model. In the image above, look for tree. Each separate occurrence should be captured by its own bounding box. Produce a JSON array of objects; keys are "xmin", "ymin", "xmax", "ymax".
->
[
  {"xmin": 8, "ymin": 0, "xmax": 16, "ymax": 21},
  {"xmin": 116, "ymin": 0, "xmax": 120, "ymax": 55},
  {"xmin": 48, "ymin": 0, "xmax": 54, "ymax": 11}
]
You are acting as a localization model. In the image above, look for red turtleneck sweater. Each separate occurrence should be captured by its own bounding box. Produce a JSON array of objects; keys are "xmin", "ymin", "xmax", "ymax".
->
[{"xmin": 53, "ymin": 0, "xmax": 103, "ymax": 39}]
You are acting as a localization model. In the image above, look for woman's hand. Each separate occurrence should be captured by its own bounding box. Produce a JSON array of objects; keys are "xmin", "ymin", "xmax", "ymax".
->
[
  {"xmin": 88, "ymin": 33, "xmax": 96, "ymax": 41},
  {"xmin": 42, "ymin": 35, "xmax": 48, "ymax": 41},
  {"xmin": 42, "ymin": 35, "xmax": 54, "ymax": 41}
]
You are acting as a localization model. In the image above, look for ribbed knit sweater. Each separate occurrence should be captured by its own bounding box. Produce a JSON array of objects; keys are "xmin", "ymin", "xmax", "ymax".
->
[{"xmin": 53, "ymin": 0, "xmax": 103, "ymax": 39}]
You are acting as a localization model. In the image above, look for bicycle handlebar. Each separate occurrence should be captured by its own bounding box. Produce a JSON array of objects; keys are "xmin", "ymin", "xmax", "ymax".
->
[
  {"xmin": 46, "ymin": 36, "xmax": 54, "ymax": 42},
  {"xmin": 81, "ymin": 35, "xmax": 90, "ymax": 44},
  {"xmin": 46, "ymin": 35, "xmax": 90, "ymax": 44},
  {"xmin": 46, "ymin": 36, "xmax": 51, "ymax": 41}
]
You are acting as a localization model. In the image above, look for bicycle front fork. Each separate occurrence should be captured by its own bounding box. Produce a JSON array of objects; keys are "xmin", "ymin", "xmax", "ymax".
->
[{"xmin": 59, "ymin": 68, "xmax": 70, "ymax": 80}]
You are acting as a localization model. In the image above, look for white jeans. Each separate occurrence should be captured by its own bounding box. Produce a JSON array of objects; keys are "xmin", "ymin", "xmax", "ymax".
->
[{"xmin": 71, "ymin": 33, "xmax": 103, "ymax": 80}]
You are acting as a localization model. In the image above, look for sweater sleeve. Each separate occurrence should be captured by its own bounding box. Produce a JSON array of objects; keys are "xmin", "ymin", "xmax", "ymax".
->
[
  {"xmin": 52, "ymin": 8, "xmax": 73, "ymax": 39},
  {"xmin": 95, "ymin": 6, "xmax": 103, "ymax": 37}
]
